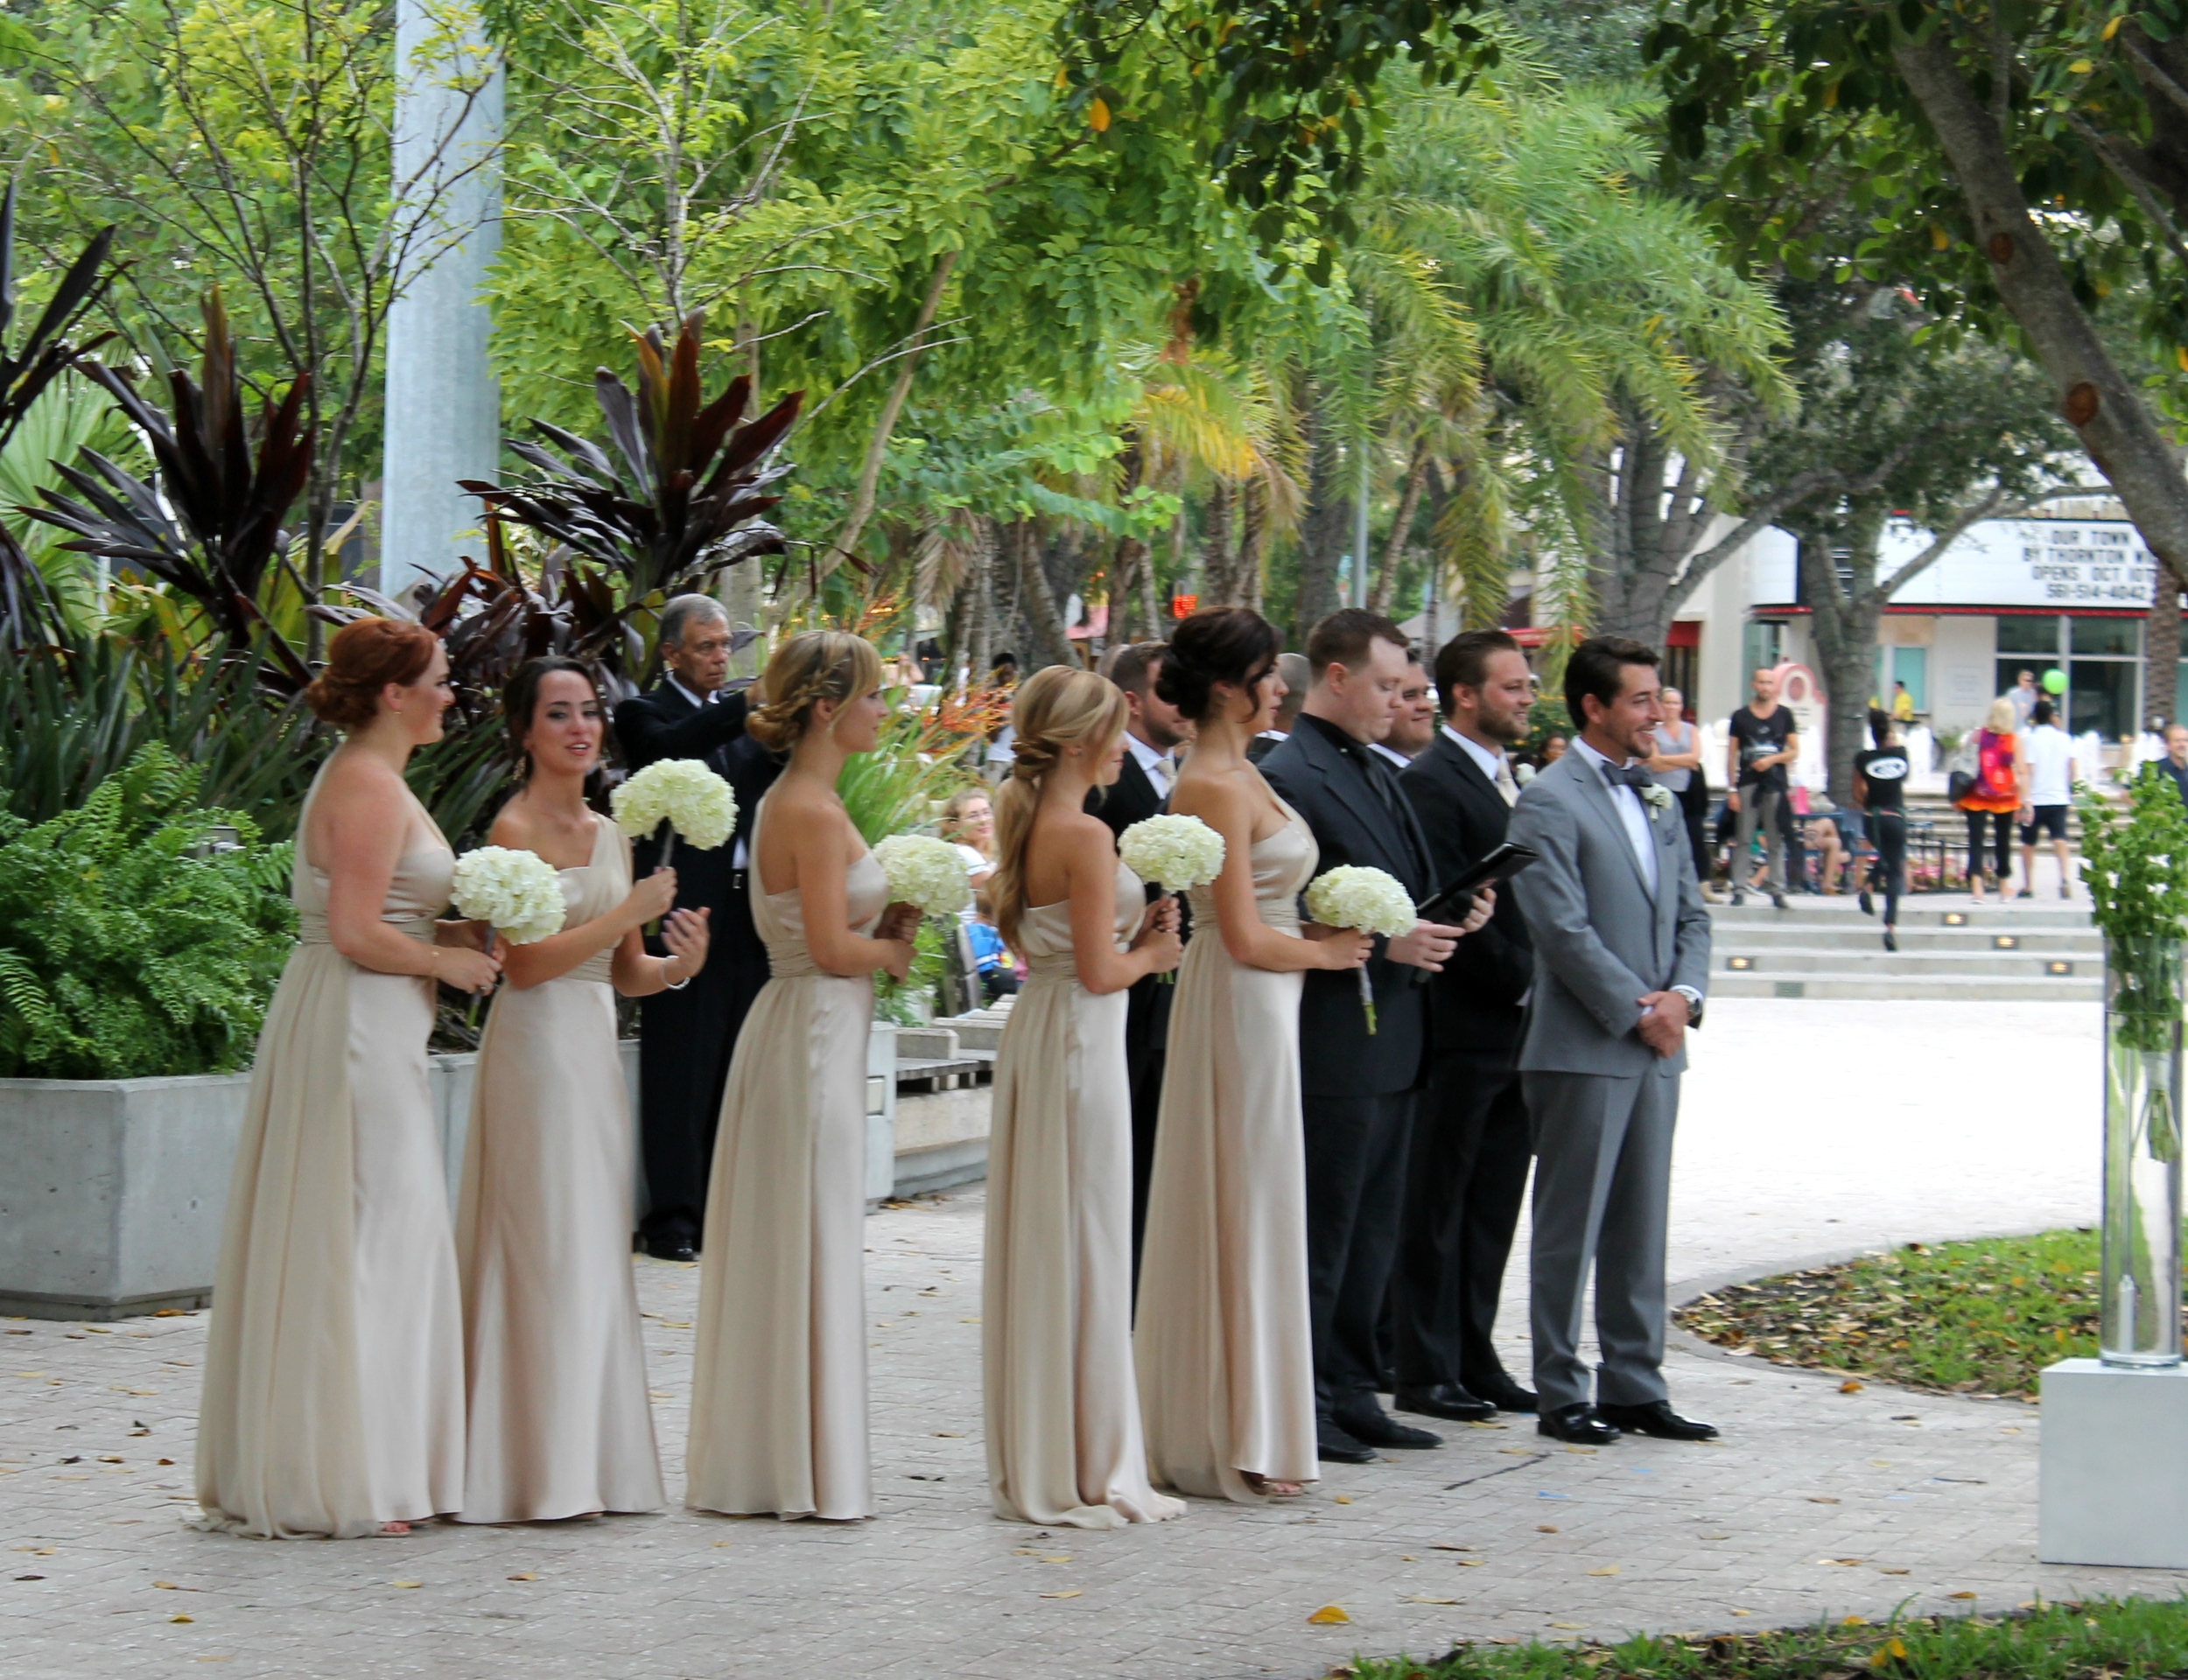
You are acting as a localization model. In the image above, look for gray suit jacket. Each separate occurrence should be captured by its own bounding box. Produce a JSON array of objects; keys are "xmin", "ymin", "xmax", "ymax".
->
[{"xmin": 1506, "ymin": 750, "xmax": 1711, "ymax": 1077}]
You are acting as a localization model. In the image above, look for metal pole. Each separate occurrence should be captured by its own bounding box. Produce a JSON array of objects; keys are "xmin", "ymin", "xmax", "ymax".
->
[{"xmin": 382, "ymin": 0, "xmax": 504, "ymax": 603}]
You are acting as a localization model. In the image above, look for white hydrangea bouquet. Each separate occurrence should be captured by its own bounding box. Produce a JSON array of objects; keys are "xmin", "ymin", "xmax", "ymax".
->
[
  {"xmin": 1303, "ymin": 864, "xmax": 1417, "ymax": 1034},
  {"xmin": 1117, "ymin": 814, "xmax": 1224, "ymax": 984},
  {"xmin": 873, "ymin": 832, "xmax": 972, "ymax": 917},
  {"xmin": 611, "ymin": 758, "xmax": 738, "ymax": 864},
  {"xmin": 451, "ymin": 846, "xmax": 568, "ymax": 949},
  {"xmin": 1117, "ymin": 813, "xmax": 1225, "ymax": 893}
]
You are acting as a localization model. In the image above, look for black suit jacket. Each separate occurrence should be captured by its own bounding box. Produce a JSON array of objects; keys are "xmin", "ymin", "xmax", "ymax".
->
[
  {"xmin": 1090, "ymin": 750, "xmax": 1165, "ymax": 836},
  {"xmin": 1260, "ymin": 714, "xmax": 1435, "ymax": 1098},
  {"xmin": 1401, "ymin": 732, "xmax": 1532, "ymax": 1057}
]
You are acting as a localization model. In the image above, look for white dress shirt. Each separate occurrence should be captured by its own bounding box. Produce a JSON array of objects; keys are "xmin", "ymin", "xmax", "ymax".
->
[
  {"xmin": 1126, "ymin": 732, "xmax": 1175, "ymax": 799},
  {"xmin": 1368, "ymin": 741, "xmax": 1412, "ymax": 770},
  {"xmin": 1572, "ymin": 735, "xmax": 1659, "ymax": 897},
  {"xmin": 1441, "ymin": 724, "xmax": 1505, "ymax": 783}
]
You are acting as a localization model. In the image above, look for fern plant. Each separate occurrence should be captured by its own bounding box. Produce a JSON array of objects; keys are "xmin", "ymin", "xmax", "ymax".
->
[{"xmin": 0, "ymin": 744, "xmax": 296, "ymax": 1080}]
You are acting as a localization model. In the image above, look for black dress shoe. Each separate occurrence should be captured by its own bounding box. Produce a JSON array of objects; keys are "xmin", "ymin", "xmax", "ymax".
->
[
  {"xmin": 1392, "ymin": 1383, "xmax": 1496, "ymax": 1423},
  {"xmin": 1316, "ymin": 1421, "xmax": 1376, "ymax": 1465},
  {"xmin": 642, "ymin": 1233, "xmax": 698, "ymax": 1264},
  {"xmin": 1537, "ymin": 1403, "xmax": 1621, "ymax": 1446},
  {"xmin": 1469, "ymin": 1376, "xmax": 1539, "ymax": 1414},
  {"xmin": 1335, "ymin": 1406, "xmax": 1442, "ymax": 1449},
  {"xmin": 1595, "ymin": 1400, "xmax": 1719, "ymax": 1441}
]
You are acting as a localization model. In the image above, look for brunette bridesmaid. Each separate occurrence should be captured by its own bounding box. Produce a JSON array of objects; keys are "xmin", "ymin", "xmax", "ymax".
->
[
  {"xmin": 455, "ymin": 657, "xmax": 712, "ymax": 1524},
  {"xmin": 1134, "ymin": 608, "xmax": 1370, "ymax": 1503},
  {"xmin": 197, "ymin": 618, "xmax": 501, "ymax": 1539},
  {"xmin": 983, "ymin": 666, "xmax": 1186, "ymax": 1529},
  {"xmin": 685, "ymin": 632, "xmax": 915, "ymax": 1521}
]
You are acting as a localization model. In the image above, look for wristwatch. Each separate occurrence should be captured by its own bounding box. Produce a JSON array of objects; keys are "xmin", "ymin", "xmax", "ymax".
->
[{"xmin": 1670, "ymin": 984, "xmax": 1705, "ymax": 1027}]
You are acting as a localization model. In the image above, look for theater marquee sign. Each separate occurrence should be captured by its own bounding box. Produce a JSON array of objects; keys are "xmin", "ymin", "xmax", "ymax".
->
[{"xmin": 1883, "ymin": 519, "xmax": 2156, "ymax": 609}]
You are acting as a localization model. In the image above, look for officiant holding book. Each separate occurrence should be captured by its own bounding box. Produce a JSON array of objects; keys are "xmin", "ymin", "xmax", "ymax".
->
[{"xmin": 614, "ymin": 594, "xmax": 777, "ymax": 1264}]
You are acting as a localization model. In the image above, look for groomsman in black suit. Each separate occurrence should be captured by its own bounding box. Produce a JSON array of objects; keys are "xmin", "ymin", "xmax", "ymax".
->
[
  {"xmin": 1088, "ymin": 640, "xmax": 1190, "ymax": 1275},
  {"xmin": 1260, "ymin": 609, "xmax": 1470, "ymax": 1464},
  {"xmin": 1392, "ymin": 629, "xmax": 1541, "ymax": 1420},
  {"xmin": 614, "ymin": 594, "xmax": 776, "ymax": 1263}
]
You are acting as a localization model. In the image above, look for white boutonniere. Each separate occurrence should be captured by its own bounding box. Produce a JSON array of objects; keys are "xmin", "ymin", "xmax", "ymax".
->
[
  {"xmin": 1515, "ymin": 762, "xmax": 1536, "ymax": 786},
  {"xmin": 1640, "ymin": 782, "xmax": 1674, "ymax": 813}
]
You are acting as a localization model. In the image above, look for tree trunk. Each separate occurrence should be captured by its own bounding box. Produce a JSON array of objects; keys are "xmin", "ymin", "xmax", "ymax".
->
[
  {"xmin": 1238, "ymin": 476, "xmax": 1267, "ymax": 612},
  {"xmin": 2148, "ymin": 562, "xmax": 2182, "ymax": 728},
  {"xmin": 1009, "ymin": 519, "xmax": 1076, "ymax": 671},
  {"xmin": 1371, "ymin": 439, "xmax": 1427, "ymax": 619},
  {"xmin": 1798, "ymin": 522, "xmax": 1885, "ymax": 810},
  {"xmin": 828, "ymin": 249, "xmax": 959, "ymax": 576},
  {"xmin": 1203, "ymin": 477, "xmax": 1236, "ymax": 606},
  {"xmin": 1895, "ymin": 34, "xmax": 2188, "ymax": 586},
  {"xmin": 1294, "ymin": 392, "xmax": 1347, "ymax": 640}
]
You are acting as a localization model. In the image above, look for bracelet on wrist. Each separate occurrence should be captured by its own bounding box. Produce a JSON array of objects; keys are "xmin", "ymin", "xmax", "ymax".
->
[{"xmin": 662, "ymin": 960, "xmax": 691, "ymax": 992}]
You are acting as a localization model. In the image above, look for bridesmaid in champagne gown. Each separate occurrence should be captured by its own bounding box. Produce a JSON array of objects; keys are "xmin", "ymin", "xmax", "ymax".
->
[
  {"xmin": 456, "ymin": 659, "xmax": 711, "ymax": 1524},
  {"xmin": 982, "ymin": 666, "xmax": 1185, "ymax": 1529},
  {"xmin": 197, "ymin": 620, "xmax": 501, "ymax": 1538},
  {"xmin": 1133, "ymin": 609, "xmax": 1371, "ymax": 1504},
  {"xmin": 686, "ymin": 632, "xmax": 915, "ymax": 1521}
]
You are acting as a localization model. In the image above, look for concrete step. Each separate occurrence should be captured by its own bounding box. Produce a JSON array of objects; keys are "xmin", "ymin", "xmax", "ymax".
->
[
  {"xmin": 1708, "ymin": 900, "xmax": 2091, "ymax": 929},
  {"xmin": 1711, "ymin": 945, "xmax": 2093, "ymax": 978},
  {"xmin": 1713, "ymin": 924, "xmax": 2098, "ymax": 954},
  {"xmin": 1709, "ymin": 970, "xmax": 2103, "ymax": 1002}
]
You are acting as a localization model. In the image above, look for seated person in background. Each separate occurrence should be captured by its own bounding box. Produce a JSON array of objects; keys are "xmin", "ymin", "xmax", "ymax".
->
[
  {"xmin": 966, "ymin": 886, "xmax": 1019, "ymax": 1003},
  {"xmin": 1799, "ymin": 804, "xmax": 1852, "ymax": 894},
  {"xmin": 940, "ymin": 788, "xmax": 999, "ymax": 896}
]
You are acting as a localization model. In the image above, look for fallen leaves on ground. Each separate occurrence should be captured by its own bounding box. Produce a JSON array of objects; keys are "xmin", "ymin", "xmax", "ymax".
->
[
  {"xmin": 1039, "ymin": 1589, "xmax": 1081, "ymax": 1600},
  {"xmin": 1308, "ymin": 1605, "xmax": 1351, "ymax": 1625},
  {"xmin": 1673, "ymin": 1228, "xmax": 2147, "ymax": 1398}
]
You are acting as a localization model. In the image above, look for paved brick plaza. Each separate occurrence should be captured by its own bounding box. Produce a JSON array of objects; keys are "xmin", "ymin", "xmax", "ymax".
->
[{"xmin": 6, "ymin": 998, "xmax": 2176, "ymax": 1679}]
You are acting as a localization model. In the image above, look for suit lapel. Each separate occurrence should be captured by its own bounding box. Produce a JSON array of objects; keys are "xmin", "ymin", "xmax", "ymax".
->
[
  {"xmin": 1574, "ymin": 755, "xmax": 1658, "ymax": 905},
  {"xmin": 1302, "ymin": 725, "xmax": 1422, "ymax": 891}
]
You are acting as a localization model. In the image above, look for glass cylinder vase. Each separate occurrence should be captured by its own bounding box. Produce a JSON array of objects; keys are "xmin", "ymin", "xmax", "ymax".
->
[{"xmin": 2101, "ymin": 933, "xmax": 2184, "ymax": 1368}]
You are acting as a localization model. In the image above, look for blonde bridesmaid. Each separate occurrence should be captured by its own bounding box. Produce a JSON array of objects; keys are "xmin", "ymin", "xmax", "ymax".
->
[
  {"xmin": 455, "ymin": 657, "xmax": 712, "ymax": 1524},
  {"xmin": 685, "ymin": 632, "xmax": 916, "ymax": 1521},
  {"xmin": 983, "ymin": 667, "xmax": 1186, "ymax": 1529},
  {"xmin": 1134, "ymin": 608, "xmax": 1370, "ymax": 1503},
  {"xmin": 196, "ymin": 618, "xmax": 501, "ymax": 1539}
]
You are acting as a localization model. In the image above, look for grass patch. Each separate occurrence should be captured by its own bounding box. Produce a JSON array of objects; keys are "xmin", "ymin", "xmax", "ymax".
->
[
  {"xmin": 1346, "ymin": 1597, "xmax": 2188, "ymax": 1679},
  {"xmin": 1672, "ymin": 1229, "xmax": 2123, "ymax": 1401}
]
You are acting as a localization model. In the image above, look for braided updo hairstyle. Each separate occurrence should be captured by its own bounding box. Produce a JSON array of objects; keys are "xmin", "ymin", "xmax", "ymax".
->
[
  {"xmin": 1155, "ymin": 606, "xmax": 1281, "ymax": 723},
  {"xmin": 304, "ymin": 616, "xmax": 438, "ymax": 730},
  {"xmin": 988, "ymin": 664, "xmax": 1128, "ymax": 948},
  {"xmin": 747, "ymin": 630, "xmax": 885, "ymax": 751}
]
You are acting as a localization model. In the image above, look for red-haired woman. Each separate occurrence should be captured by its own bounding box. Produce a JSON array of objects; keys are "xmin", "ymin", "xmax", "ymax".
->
[{"xmin": 196, "ymin": 618, "xmax": 501, "ymax": 1539}]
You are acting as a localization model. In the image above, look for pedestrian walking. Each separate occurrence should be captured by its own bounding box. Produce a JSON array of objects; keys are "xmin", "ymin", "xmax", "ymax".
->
[
  {"xmin": 1956, "ymin": 696, "xmax": 2022, "ymax": 904},
  {"xmin": 1725, "ymin": 667, "xmax": 1798, "ymax": 909},
  {"xmin": 1852, "ymin": 709, "xmax": 1910, "ymax": 952},
  {"xmin": 2017, "ymin": 696, "xmax": 2075, "ymax": 900}
]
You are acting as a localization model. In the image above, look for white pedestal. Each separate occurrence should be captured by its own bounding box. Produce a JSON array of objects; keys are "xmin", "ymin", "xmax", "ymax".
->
[{"xmin": 2040, "ymin": 1358, "xmax": 2188, "ymax": 1566}]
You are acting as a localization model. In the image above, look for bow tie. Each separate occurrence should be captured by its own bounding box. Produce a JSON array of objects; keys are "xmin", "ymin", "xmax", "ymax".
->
[{"xmin": 1602, "ymin": 762, "xmax": 1654, "ymax": 792}]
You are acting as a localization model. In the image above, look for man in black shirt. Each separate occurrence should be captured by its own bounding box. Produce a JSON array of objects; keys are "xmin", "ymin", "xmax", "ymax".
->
[
  {"xmin": 1725, "ymin": 667, "xmax": 1797, "ymax": 910},
  {"xmin": 1852, "ymin": 709, "xmax": 1911, "ymax": 951}
]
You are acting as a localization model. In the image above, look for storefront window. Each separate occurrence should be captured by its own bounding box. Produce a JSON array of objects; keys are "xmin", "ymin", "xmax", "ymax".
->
[
  {"xmin": 2071, "ymin": 659, "xmax": 2139, "ymax": 739},
  {"xmin": 2072, "ymin": 616, "xmax": 2142, "ymax": 655}
]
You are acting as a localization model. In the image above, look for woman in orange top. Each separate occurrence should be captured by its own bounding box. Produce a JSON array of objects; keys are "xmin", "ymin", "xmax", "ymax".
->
[{"xmin": 1956, "ymin": 696, "xmax": 2023, "ymax": 902}]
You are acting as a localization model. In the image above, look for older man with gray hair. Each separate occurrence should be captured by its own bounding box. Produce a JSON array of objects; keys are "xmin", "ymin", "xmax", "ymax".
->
[{"xmin": 614, "ymin": 592, "xmax": 777, "ymax": 1263}]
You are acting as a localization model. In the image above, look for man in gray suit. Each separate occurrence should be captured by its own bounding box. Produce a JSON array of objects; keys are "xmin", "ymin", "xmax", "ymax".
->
[{"xmin": 1507, "ymin": 636, "xmax": 1715, "ymax": 1447}]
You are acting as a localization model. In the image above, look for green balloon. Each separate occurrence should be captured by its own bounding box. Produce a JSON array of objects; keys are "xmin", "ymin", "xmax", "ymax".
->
[{"xmin": 2041, "ymin": 668, "xmax": 2067, "ymax": 694}]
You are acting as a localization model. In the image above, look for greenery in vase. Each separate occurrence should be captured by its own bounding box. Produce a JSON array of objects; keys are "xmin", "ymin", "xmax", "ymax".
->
[
  {"xmin": 2077, "ymin": 766, "xmax": 2188, "ymax": 1161},
  {"xmin": 0, "ymin": 745, "xmax": 296, "ymax": 1080}
]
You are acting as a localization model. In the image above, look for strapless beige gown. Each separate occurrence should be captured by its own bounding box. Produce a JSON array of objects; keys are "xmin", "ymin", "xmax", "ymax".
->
[
  {"xmin": 984, "ymin": 859, "xmax": 1186, "ymax": 1529},
  {"xmin": 195, "ymin": 759, "xmax": 466, "ymax": 1537},
  {"xmin": 686, "ymin": 798, "xmax": 888, "ymax": 1520},
  {"xmin": 1135, "ymin": 799, "xmax": 1321, "ymax": 1502},
  {"xmin": 456, "ymin": 814, "xmax": 664, "ymax": 1523}
]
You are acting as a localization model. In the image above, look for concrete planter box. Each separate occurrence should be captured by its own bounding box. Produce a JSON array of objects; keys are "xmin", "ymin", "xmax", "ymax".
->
[{"xmin": 4, "ymin": 1024, "xmax": 911, "ymax": 1320}]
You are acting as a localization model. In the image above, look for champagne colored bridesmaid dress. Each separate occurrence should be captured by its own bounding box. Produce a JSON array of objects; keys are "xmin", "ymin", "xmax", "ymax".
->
[
  {"xmin": 685, "ymin": 796, "xmax": 888, "ymax": 1520},
  {"xmin": 984, "ymin": 858, "xmax": 1186, "ymax": 1529},
  {"xmin": 455, "ymin": 814, "xmax": 665, "ymax": 1523},
  {"xmin": 195, "ymin": 760, "xmax": 466, "ymax": 1537},
  {"xmin": 1133, "ymin": 796, "xmax": 1321, "ymax": 1503}
]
